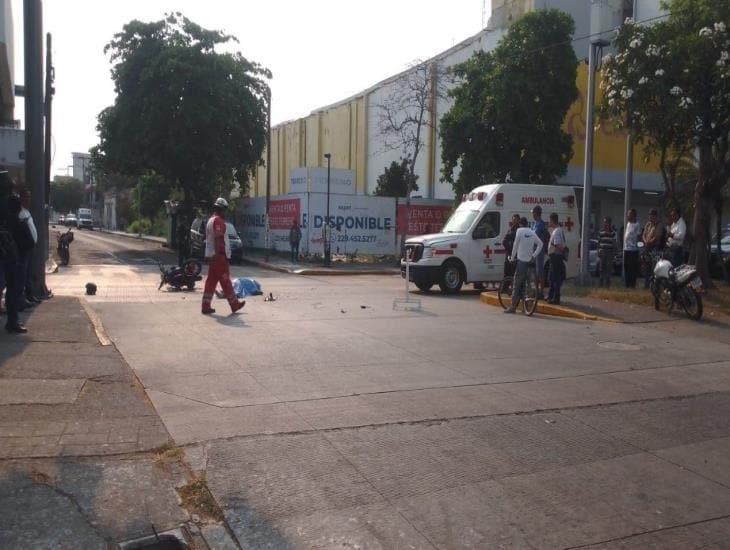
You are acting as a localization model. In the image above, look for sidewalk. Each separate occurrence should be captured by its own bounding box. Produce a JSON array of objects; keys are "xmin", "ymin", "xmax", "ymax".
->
[
  {"xmin": 99, "ymin": 227, "xmax": 168, "ymax": 245},
  {"xmin": 241, "ymin": 250, "xmax": 400, "ymax": 276},
  {"xmin": 0, "ymin": 297, "xmax": 236, "ymax": 547}
]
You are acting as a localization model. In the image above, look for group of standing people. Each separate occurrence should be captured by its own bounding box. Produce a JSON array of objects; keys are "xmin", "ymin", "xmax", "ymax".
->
[
  {"xmin": 502, "ymin": 205, "xmax": 569, "ymax": 313},
  {"xmin": 0, "ymin": 174, "xmax": 42, "ymax": 334},
  {"xmin": 597, "ymin": 207, "xmax": 687, "ymax": 289}
]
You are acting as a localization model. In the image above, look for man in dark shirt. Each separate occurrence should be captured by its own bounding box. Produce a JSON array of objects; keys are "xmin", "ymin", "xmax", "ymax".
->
[
  {"xmin": 502, "ymin": 213, "xmax": 520, "ymax": 277},
  {"xmin": 598, "ymin": 217, "xmax": 616, "ymax": 287},
  {"xmin": 0, "ymin": 177, "xmax": 27, "ymax": 333}
]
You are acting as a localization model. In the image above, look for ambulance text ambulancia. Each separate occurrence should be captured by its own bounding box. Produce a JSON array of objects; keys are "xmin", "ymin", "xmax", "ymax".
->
[{"xmin": 401, "ymin": 184, "xmax": 581, "ymax": 293}]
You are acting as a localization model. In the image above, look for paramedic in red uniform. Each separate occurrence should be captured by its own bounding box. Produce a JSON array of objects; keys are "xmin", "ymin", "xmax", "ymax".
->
[{"xmin": 201, "ymin": 198, "xmax": 245, "ymax": 315}]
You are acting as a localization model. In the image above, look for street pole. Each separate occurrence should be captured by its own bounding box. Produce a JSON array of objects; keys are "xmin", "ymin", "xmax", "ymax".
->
[
  {"xmin": 43, "ymin": 32, "xmax": 53, "ymax": 260},
  {"xmin": 24, "ymin": 0, "xmax": 46, "ymax": 297},
  {"xmin": 324, "ymin": 153, "xmax": 331, "ymax": 267},
  {"xmin": 579, "ymin": 39, "xmax": 608, "ymax": 285},
  {"xmin": 622, "ymin": 133, "xmax": 634, "ymax": 281},
  {"xmin": 137, "ymin": 179, "xmax": 142, "ymax": 238},
  {"xmin": 264, "ymin": 88, "xmax": 271, "ymax": 261}
]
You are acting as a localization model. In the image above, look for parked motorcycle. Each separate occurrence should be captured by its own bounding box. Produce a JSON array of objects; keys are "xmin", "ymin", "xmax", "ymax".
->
[
  {"xmin": 158, "ymin": 259, "xmax": 202, "ymax": 291},
  {"xmin": 57, "ymin": 228, "xmax": 74, "ymax": 266},
  {"xmin": 649, "ymin": 259, "xmax": 704, "ymax": 320}
]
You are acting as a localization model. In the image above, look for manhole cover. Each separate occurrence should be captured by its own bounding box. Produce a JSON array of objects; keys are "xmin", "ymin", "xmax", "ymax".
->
[{"xmin": 597, "ymin": 341, "xmax": 642, "ymax": 351}]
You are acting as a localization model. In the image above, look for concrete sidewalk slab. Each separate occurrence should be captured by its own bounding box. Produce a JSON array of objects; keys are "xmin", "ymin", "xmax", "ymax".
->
[
  {"xmin": 0, "ymin": 379, "xmax": 85, "ymax": 405},
  {"xmin": 241, "ymin": 253, "xmax": 399, "ymax": 276}
]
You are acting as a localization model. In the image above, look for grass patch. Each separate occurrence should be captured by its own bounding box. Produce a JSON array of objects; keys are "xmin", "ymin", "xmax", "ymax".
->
[{"xmin": 177, "ymin": 474, "xmax": 224, "ymax": 523}]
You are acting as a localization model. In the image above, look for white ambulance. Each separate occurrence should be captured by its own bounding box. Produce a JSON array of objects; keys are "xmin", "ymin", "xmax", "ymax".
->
[{"xmin": 402, "ymin": 183, "xmax": 581, "ymax": 293}]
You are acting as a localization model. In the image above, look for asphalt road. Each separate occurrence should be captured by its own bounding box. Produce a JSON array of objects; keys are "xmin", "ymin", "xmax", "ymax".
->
[
  {"xmin": 46, "ymin": 234, "xmax": 730, "ymax": 549},
  {"xmin": 49, "ymin": 226, "xmax": 177, "ymax": 266}
]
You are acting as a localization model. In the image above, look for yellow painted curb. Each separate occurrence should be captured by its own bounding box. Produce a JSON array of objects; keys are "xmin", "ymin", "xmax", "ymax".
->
[{"xmin": 480, "ymin": 292, "xmax": 619, "ymax": 323}]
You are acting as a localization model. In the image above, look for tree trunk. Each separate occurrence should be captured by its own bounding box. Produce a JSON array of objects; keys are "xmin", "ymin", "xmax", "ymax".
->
[{"xmin": 692, "ymin": 145, "xmax": 714, "ymax": 288}]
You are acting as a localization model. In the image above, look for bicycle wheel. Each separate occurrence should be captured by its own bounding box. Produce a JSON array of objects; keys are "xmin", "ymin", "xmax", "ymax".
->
[
  {"xmin": 497, "ymin": 277, "xmax": 513, "ymax": 309},
  {"xmin": 522, "ymin": 268, "xmax": 539, "ymax": 316}
]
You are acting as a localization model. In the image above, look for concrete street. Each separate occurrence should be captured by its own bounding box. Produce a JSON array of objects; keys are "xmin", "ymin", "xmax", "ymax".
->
[{"xmin": 41, "ymin": 230, "xmax": 730, "ymax": 548}]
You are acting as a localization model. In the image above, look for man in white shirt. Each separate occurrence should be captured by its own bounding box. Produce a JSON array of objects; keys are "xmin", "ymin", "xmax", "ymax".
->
[
  {"xmin": 667, "ymin": 207, "xmax": 687, "ymax": 267},
  {"xmin": 623, "ymin": 208, "xmax": 641, "ymax": 288},
  {"xmin": 505, "ymin": 217, "xmax": 543, "ymax": 314},
  {"xmin": 547, "ymin": 213, "xmax": 567, "ymax": 304},
  {"xmin": 18, "ymin": 188, "xmax": 38, "ymax": 308}
]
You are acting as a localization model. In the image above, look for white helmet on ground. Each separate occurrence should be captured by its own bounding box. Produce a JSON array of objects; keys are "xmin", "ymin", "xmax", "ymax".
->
[{"xmin": 214, "ymin": 197, "xmax": 228, "ymax": 209}]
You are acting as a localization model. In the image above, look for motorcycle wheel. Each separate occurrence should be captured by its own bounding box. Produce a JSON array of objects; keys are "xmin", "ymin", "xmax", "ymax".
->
[
  {"xmin": 678, "ymin": 286, "xmax": 703, "ymax": 321},
  {"xmin": 186, "ymin": 282, "xmax": 196, "ymax": 291},
  {"xmin": 652, "ymin": 279, "xmax": 673, "ymax": 311}
]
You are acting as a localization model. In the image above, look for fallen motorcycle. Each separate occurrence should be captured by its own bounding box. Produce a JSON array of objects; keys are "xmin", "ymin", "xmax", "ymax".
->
[
  {"xmin": 649, "ymin": 259, "xmax": 704, "ymax": 320},
  {"xmin": 57, "ymin": 227, "xmax": 74, "ymax": 266},
  {"xmin": 158, "ymin": 259, "xmax": 202, "ymax": 291}
]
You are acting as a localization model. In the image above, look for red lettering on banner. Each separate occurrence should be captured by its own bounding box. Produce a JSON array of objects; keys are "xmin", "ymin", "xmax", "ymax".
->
[
  {"xmin": 268, "ymin": 198, "xmax": 301, "ymax": 230},
  {"xmin": 397, "ymin": 205, "xmax": 452, "ymax": 236}
]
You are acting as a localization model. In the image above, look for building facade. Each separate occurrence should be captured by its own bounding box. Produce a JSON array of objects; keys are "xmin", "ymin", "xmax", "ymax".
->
[
  {"xmin": 0, "ymin": 0, "xmax": 23, "ymax": 176},
  {"xmin": 250, "ymin": 0, "xmax": 671, "ymax": 232}
]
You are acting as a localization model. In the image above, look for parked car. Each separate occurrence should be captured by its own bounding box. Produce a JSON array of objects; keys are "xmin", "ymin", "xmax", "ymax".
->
[
  {"xmin": 189, "ymin": 218, "xmax": 243, "ymax": 263},
  {"xmin": 65, "ymin": 214, "xmax": 78, "ymax": 228}
]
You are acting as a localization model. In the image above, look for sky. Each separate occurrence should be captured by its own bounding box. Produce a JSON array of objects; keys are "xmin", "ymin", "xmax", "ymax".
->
[{"xmin": 10, "ymin": 0, "xmax": 488, "ymax": 178}]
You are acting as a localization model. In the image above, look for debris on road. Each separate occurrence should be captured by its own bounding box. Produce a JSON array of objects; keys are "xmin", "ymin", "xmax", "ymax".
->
[{"xmin": 85, "ymin": 282, "xmax": 97, "ymax": 295}]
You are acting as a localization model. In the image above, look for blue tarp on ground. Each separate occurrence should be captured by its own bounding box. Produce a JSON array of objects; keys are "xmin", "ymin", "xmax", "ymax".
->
[{"xmin": 233, "ymin": 277, "xmax": 263, "ymax": 297}]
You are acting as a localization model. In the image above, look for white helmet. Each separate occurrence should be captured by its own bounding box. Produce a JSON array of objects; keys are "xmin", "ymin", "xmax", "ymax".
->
[
  {"xmin": 214, "ymin": 197, "xmax": 229, "ymax": 209},
  {"xmin": 653, "ymin": 258, "xmax": 672, "ymax": 279}
]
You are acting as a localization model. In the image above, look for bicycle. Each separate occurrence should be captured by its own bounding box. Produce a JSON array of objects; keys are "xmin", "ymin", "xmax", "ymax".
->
[{"xmin": 497, "ymin": 260, "xmax": 539, "ymax": 316}]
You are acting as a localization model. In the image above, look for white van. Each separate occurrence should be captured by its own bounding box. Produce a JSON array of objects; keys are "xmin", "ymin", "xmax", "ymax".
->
[{"xmin": 402, "ymin": 183, "xmax": 581, "ymax": 293}]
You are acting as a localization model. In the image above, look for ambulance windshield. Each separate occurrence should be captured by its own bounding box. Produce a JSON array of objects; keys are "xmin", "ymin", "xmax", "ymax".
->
[{"xmin": 442, "ymin": 210, "xmax": 480, "ymax": 233}]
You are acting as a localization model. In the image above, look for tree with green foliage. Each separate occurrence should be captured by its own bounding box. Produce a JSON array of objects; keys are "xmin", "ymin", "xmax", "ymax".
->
[
  {"xmin": 50, "ymin": 176, "xmax": 84, "ymax": 214},
  {"xmin": 374, "ymin": 158, "xmax": 419, "ymax": 197},
  {"xmin": 95, "ymin": 13, "xmax": 270, "ymax": 216},
  {"xmin": 600, "ymin": 0, "xmax": 730, "ymax": 284},
  {"xmin": 440, "ymin": 9, "xmax": 578, "ymax": 198}
]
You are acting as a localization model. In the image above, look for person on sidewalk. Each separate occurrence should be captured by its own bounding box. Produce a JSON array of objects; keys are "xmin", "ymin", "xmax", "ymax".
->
[
  {"xmin": 8, "ymin": 193, "xmax": 35, "ymax": 313},
  {"xmin": 18, "ymin": 188, "xmax": 40, "ymax": 304},
  {"xmin": 289, "ymin": 218, "xmax": 301, "ymax": 263},
  {"xmin": 505, "ymin": 217, "xmax": 543, "ymax": 314},
  {"xmin": 598, "ymin": 217, "xmax": 616, "ymax": 288},
  {"xmin": 531, "ymin": 206, "xmax": 549, "ymax": 298},
  {"xmin": 667, "ymin": 207, "xmax": 687, "ymax": 267},
  {"xmin": 642, "ymin": 208, "xmax": 662, "ymax": 288},
  {"xmin": 502, "ymin": 213, "xmax": 520, "ymax": 278},
  {"xmin": 547, "ymin": 213, "xmax": 567, "ymax": 305},
  {"xmin": 0, "ymin": 183, "xmax": 26, "ymax": 333},
  {"xmin": 623, "ymin": 208, "xmax": 641, "ymax": 288},
  {"xmin": 201, "ymin": 198, "xmax": 245, "ymax": 315}
]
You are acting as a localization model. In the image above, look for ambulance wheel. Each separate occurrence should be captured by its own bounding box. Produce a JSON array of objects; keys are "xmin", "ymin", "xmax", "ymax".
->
[
  {"xmin": 415, "ymin": 282, "xmax": 433, "ymax": 292},
  {"xmin": 439, "ymin": 260, "xmax": 464, "ymax": 294}
]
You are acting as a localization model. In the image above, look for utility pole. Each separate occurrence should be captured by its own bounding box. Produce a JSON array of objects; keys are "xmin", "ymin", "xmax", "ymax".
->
[
  {"xmin": 264, "ymin": 88, "xmax": 271, "ymax": 261},
  {"xmin": 323, "ymin": 153, "xmax": 331, "ymax": 267},
  {"xmin": 579, "ymin": 38, "xmax": 609, "ymax": 285},
  {"xmin": 24, "ymin": 0, "xmax": 46, "ymax": 296},
  {"xmin": 44, "ymin": 33, "xmax": 53, "ymax": 233}
]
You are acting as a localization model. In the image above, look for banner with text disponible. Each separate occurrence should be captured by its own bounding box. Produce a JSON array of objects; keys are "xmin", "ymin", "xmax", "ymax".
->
[
  {"xmin": 302, "ymin": 194, "xmax": 396, "ymax": 256},
  {"xmin": 235, "ymin": 196, "xmax": 304, "ymax": 251}
]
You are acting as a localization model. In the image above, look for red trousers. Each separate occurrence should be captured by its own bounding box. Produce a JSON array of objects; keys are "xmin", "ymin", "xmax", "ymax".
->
[{"xmin": 202, "ymin": 255, "xmax": 236, "ymax": 311}]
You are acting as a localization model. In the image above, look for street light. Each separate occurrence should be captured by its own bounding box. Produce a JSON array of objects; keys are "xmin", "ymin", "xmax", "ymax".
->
[{"xmin": 323, "ymin": 153, "xmax": 331, "ymax": 266}]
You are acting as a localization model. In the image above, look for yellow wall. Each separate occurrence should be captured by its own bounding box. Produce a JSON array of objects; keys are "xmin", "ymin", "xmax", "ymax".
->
[
  {"xmin": 250, "ymin": 62, "xmax": 661, "ymax": 198},
  {"xmin": 564, "ymin": 63, "xmax": 659, "ymax": 173}
]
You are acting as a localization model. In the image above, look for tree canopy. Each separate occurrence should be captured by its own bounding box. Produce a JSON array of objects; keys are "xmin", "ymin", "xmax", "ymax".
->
[
  {"xmin": 600, "ymin": 0, "xmax": 730, "ymax": 283},
  {"xmin": 373, "ymin": 158, "xmax": 419, "ymax": 197},
  {"xmin": 95, "ymin": 13, "xmax": 270, "ymax": 213},
  {"xmin": 50, "ymin": 176, "xmax": 84, "ymax": 214},
  {"xmin": 440, "ymin": 9, "xmax": 578, "ymax": 197}
]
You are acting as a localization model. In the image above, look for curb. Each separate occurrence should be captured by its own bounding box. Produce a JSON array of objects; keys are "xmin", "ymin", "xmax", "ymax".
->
[
  {"xmin": 241, "ymin": 257, "xmax": 398, "ymax": 277},
  {"xmin": 479, "ymin": 292, "xmax": 620, "ymax": 323}
]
